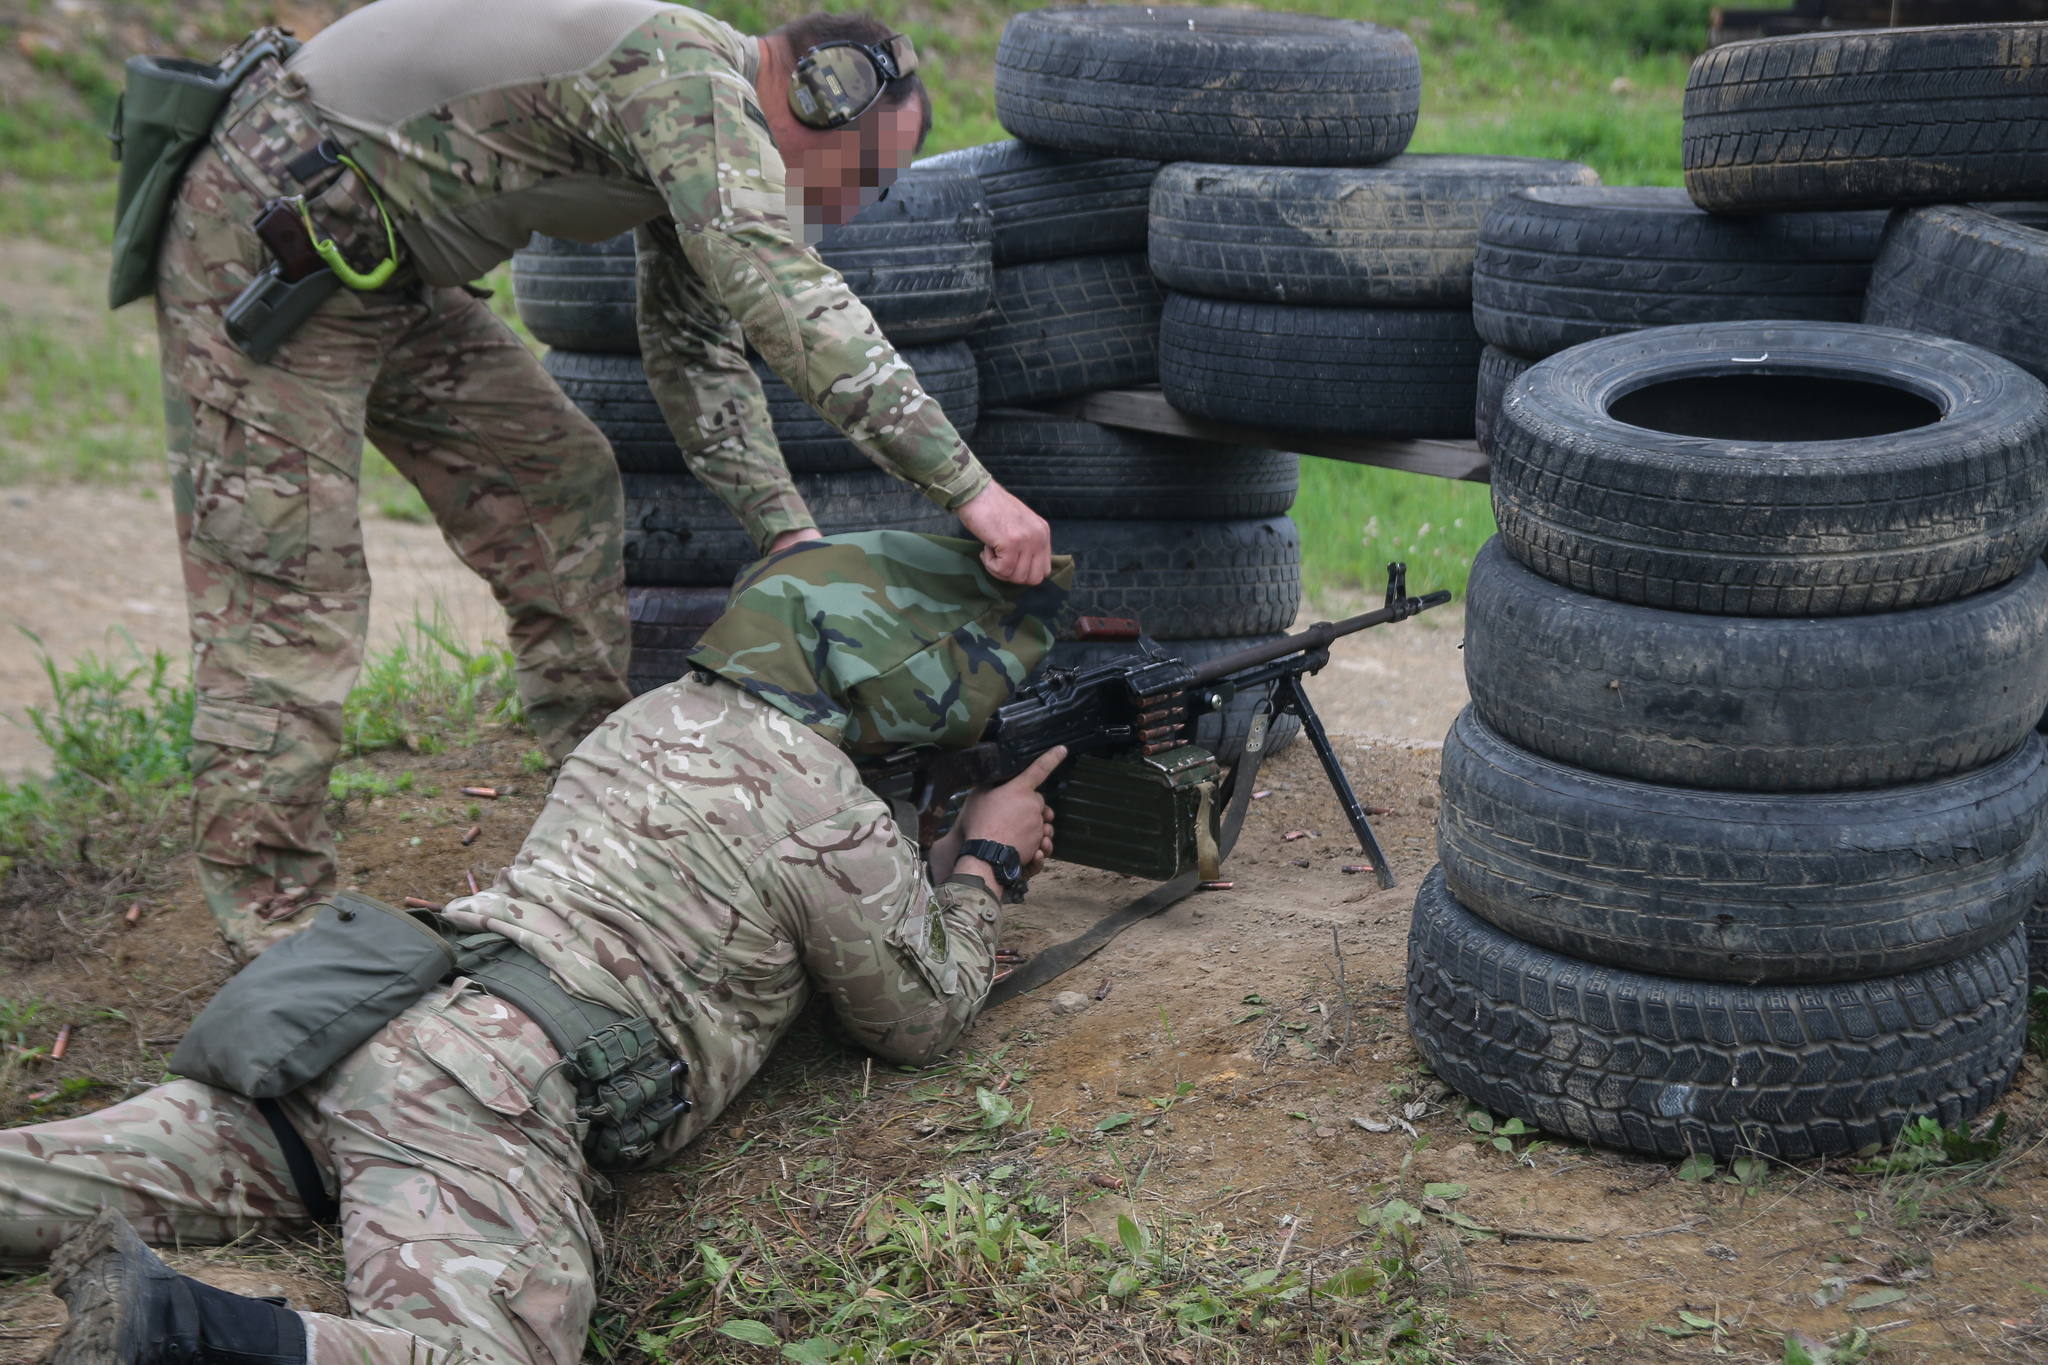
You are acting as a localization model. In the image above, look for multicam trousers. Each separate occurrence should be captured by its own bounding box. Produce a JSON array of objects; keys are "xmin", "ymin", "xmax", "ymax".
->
[
  {"xmin": 0, "ymin": 984, "xmax": 599, "ymax": 1365},
  {"xmin": 159, "ymin": 68, "xmax": 632, "ymax": 955}
]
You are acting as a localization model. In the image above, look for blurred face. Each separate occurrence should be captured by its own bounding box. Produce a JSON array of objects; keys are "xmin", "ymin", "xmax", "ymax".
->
[{"xmin": 783, "ymin": 99, "xmax": 924, "ymax": 240}]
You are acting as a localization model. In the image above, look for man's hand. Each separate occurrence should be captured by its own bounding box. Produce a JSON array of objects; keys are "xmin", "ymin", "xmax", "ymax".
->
[
  {"xmin": 768, "ymin": 527, "xmax": 824, "ymax": 554},
  {"xmin": 957, "ymin": 481, "xmax": 1052, "ymax": 585},
  {"xmin": 940, "ymin": 745, "xmax": 1065, "ymax": 889}
]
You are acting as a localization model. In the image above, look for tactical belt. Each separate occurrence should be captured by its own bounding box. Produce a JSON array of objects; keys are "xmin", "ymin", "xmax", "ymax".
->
[{"xmin": 450, "ymin": 935, "xmax": 692, "ymax": 1172}]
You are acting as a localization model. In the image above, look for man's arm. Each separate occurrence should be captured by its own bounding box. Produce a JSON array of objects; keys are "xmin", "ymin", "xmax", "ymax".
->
[
  {"xmin": 611, "ymin": 63, "xmax": 990, "ymax": 513},
  {"xmin": 784, "ymin": 749, "xmax": 1062, "ymax": 1064},
  {"xmin": 782, "ymin": 804, "xmax": 1001, "ymax": 1066},
  {"xmin": 634, "ymin": 221, "xmax": 817, "ymax": 549}
]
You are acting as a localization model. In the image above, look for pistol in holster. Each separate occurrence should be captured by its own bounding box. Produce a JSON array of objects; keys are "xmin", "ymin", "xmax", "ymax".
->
[{"xmin": 223, "ymin": 192, "xmax": 341, "ymax": 363}]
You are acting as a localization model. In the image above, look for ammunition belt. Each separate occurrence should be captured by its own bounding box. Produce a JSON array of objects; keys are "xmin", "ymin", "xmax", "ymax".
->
[{"xmin": 449, "ymin": 935, "xmax": 691, "ymax": 1171}]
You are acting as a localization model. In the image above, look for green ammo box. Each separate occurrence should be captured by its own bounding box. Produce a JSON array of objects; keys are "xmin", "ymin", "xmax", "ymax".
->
[{"xmin": 1050, "ymin": 744, "xmax": 1220, "ymax": 881}]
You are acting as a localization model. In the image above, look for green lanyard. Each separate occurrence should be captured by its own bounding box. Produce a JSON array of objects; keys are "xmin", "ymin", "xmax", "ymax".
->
[{"xmin": 292, "ymin": 153, "xmax": 398, "ymax": 291}]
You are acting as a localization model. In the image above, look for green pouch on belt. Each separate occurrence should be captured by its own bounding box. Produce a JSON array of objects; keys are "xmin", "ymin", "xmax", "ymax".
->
[
  {"xmin": 171, "ymin": 891, "xmax": 455, "ymax": 1098},
  {"xmin": 107, "ymin": 33, "xmax": 296, "ymax": 309}
]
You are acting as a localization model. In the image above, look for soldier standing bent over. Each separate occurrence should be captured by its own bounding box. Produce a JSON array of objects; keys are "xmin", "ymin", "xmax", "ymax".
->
[
  {"xmin": 1, "ymin": 532, "xmax": 1070, "ymax": 1365},
  {"xmin": 142, "ymin": 0, "xmax": 1052, "ymax": 955}
]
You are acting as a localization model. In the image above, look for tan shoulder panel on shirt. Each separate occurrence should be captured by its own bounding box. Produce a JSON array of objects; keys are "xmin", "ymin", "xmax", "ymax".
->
[{"xmin": 288, "ymin": 0, "xmax": 680, "ymax": 130}]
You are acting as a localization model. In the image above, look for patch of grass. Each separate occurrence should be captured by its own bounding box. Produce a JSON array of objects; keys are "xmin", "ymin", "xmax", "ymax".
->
[
  {"xmin": 0, "ymin": 630, "xmax": 193, "ymax": 849},
  {"xmin": 360, "ymin": 448, "xmax": 432, "ymax": 523},
  {"xmin": 1295, "ymin": 457, "xmax": 1496, "ymax": 603},
  {"xmin": 0, "ymin": 631, "xmax": 193, "ymax": 964},
  {"xmin": 632, "ymin": 1172, "xmax": 1447, "ymax": 1362},
  {"xmin": 0, "ymin": 996, "xmax": 49, "ymax": 1090},
  {"xmin": 607, "ymin": 1035, "xmax": 1464, "ymax": 1363},
  {"xmin": 327, "ymin": 765, "xmax": 418, "ymax": 805},
  {"xmin": 1415, "ymin": 92, "xmax": 1684, "ymax": 187},
  {"xmin": 0, "ymin": 311, "xmax": 162, "ymax": 483},
  {"xmin": 341, "ymin": 609, "xmax": 523, "ymax": 757}
]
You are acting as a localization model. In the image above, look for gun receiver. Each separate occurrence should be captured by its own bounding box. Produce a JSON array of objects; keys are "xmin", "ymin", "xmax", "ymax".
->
[{"xmin": 858, "ymin": 564, "xmax": 1451, "ymax": 890}]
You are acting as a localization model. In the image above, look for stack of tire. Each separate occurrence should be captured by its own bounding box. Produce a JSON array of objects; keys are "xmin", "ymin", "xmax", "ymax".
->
[
  {"xmin": 914, "ymin": 8, "xmax": 1386, "ymax": 755},
  {"xmin": 1406, "ymin": 313, "xmax": 2048, "ymax": 1161},
  {"xmin": 993, "ymin": 6, "xmax": 1595, "ymax": 445},
  {"xmin": 1469, "ymin": 187, "xmax": 1889, "ymax": 454},
  {"xmin": 1472, "ymin": 18, "xmax": 2048, "ymax": 473},
  {"xmin": 509, "ymin": 168, "xmax": 994, "ymax": 694}
]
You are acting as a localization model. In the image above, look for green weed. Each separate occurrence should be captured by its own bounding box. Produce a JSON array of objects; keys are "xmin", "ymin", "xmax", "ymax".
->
[
  {"xmin": 0, "ymin": 631, "xmax": 192, "ymax": 864},
  {"xmin": 327, "ymin": 766, "xmax": 417, "ymax": 805},
  {"xmin": 0, "ymin": 634, "xmax": 193, "ymax": 962},
  {"xmin": 0, "ymin": 996, "xmax": 48, "ymax": 1087},
  {"xmin": 1296, "ymin": 457, "xmax": 1496, "ymax": 602},
  {"xmin": 342, "ymin": 610, "xmax": 522, "ymax": 756},
  {"xmin": 628, "ymin": 1168, "xmax": 1446, "ymax": 1362},
  {"xmin": 0, "ymin": 311, "xmax": 162, "ymax": 483},
  {"xmin": 1855, "ymin": 1113, "xmax": 2007, "ymax": 1177}
]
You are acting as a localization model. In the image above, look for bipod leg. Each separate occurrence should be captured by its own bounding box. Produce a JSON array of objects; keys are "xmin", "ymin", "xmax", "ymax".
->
[
  {"xmin": 1280, "ymin": 673, "xmax": 1396, "ymax": 889},
  {"xmin": 1215, "ymin": 696, "xmax": 1275, "ymax": 863}
]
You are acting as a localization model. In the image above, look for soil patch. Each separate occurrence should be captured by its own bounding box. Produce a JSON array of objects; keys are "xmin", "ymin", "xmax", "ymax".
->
[{"xmin": 5, "ymin": 737, "xmax": 2045, "ymax": 1362}]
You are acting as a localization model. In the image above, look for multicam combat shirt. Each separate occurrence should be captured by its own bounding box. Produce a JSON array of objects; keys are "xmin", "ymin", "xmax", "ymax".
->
[
  {"xmin": 439, "ymin": 673, "xmax": 1003, "ymax": 1166},
  {"xmin": 282, "ymin": 0, "xmax": 988, "ymax": 544}
]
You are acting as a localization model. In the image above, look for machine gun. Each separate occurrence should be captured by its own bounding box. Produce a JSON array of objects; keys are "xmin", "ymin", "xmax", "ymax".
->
[{"xmin": 857, "ymin": 564, "xmax": 1450, "ymax": 907}]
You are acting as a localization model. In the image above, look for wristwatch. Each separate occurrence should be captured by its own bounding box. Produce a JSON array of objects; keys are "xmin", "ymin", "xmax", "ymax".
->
[{"xmin": 957, "ymin": 838, "xmax": 1025, "ymax": 896}]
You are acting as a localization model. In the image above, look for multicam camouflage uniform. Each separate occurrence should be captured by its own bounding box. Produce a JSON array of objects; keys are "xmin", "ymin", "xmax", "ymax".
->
[
  {"xmin": 160, "ymin": 0, "xmax": 989, "ymax": 953},
  {"xmin": 0, "ymin": 534, "xmax": 1066, "ymax": 1365}
]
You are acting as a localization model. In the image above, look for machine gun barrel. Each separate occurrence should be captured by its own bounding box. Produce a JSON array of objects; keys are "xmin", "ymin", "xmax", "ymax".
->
[{"xmin": 1185, "ymin": 587, "xmax": 1453, "ymax": 688}]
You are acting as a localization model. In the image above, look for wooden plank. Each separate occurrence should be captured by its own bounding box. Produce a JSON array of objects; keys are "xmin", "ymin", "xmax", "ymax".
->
[{"xmin": 1039, "ymin": 387, "xmax": 1491, "ymax": 483}]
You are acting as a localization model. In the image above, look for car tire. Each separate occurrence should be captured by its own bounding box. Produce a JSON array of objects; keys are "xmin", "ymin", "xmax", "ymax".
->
[
  {"xmin": 1407, "ymin": 864, "xmax": 2028, "ymax": 1161},
  {"xmin": 1463, "ymin": 539, "xmax": 2048, "ymax": 791},
  {"xmin": 1683, "ymin": 24, "xmax": 2048, "ymax": 213},
  {"xmin": 1471, "ymin": 187, "xmax": 1884, "ymax": 358},
  {"xmin": 1864, "ymin": 204, "xmax": 2048, "ymax": 385},
  {"xmin": 973, "ymin": 410, "xmax": 1297, "ymax": 520},
  {"xmin": 626, "ymin": 585, "xmax": 730, "ymax": 695},
  {"xmin": 1049, "ymin": 516, "xmax": 1300, "ymax": 639},
  {"xmin": 545, "ymin": 345, "xmax": 978, "ymax": 475},
  {"xmin": 968, "ymin": 254, "xmax": 1164, "ymax": 407},
  {"xmin": 1491, "ymin": 321, "xmax": 2048, "ymax": 615},
  {"xmin": 622, "ymin": 469, "xmax": 954, "ymax": 587},
  {"xmin": 815, "ymin": 165, "xmax": 994, "ymax": 345},
  {"xmin": 915, "ymin": 140, "xmax": 1159, "ymax": 265},
  {"xmin": 995, "ymin": 7, "xmax": 1420, "ymax": 166},
  {"xmin": 1473, "ymin": 346, "xmax": 1534, "ymax": 456},
  {"xmin": 1159, "ymin": 294, "xmax": 1481, "ymax": 438},
  {"xmin": 1148, "ymin": 156, "xmax": 1597, "ymax": 307},
  {"xmin": 2028, "ymin": 900, "xmax": 2048, "ymax": 989},
  {"xmin": 510, "ymin": 232, "xmax": 637, "ymax": 353},
  {"xmin": 1436, "ymin": 706, "xmax": 2048, "ymax": 984}
]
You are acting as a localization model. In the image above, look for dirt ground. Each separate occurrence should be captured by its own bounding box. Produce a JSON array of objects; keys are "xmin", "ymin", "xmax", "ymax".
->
[
  {"xmin": 3, "ymin": 728, "xmax": 2046, "ymax": 1362},
  {"xmin": 0, "ymin": 484, "xmax": 505, "ymax": 780}
]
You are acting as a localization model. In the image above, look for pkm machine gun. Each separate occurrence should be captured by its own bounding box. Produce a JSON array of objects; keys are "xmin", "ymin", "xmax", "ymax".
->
[{"xmin": 858, "ymin": 564, "xmax": 1450, "ymax": 895}]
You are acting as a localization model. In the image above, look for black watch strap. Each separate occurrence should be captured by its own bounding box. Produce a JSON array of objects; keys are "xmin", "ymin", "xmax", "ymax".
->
[{"xmin": 958, "ymin": 838, "xmax": 1023, "ymax": 889}]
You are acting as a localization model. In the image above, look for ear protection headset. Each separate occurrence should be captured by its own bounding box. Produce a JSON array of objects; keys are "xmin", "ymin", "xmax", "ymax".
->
[{"xmin": 789, "ymin": 32, "xmax": 919, "ymax": 129}]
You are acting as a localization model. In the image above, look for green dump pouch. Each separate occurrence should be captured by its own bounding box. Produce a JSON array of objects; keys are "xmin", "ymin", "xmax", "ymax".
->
[
  {"xmin": 170, "ymin": 891, "xmax": 455, "ymax": 1098},
  {"xmin": 107, "ymin": 34, "xmax": 296, "ymax": 309}
]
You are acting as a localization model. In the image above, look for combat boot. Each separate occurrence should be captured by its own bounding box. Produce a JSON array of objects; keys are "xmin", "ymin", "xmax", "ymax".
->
[{"xmin": 47, "ymin": 1209, "xmax": 307, "ymax": 1365}]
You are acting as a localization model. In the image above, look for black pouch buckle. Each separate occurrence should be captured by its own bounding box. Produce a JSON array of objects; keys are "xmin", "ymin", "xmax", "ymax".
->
[{"xmin": 285, "ymin": 138, "xmax": 343, "ymax": 185}]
